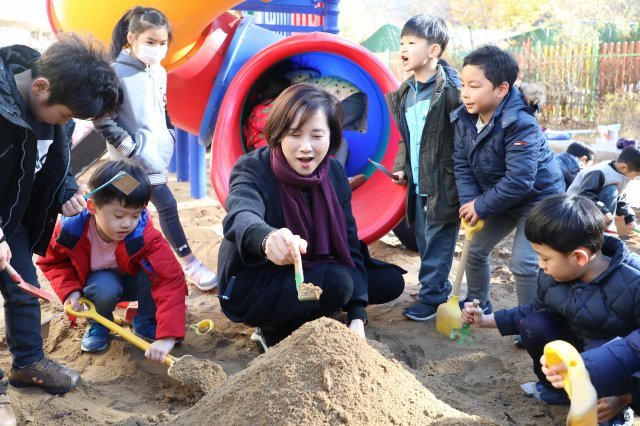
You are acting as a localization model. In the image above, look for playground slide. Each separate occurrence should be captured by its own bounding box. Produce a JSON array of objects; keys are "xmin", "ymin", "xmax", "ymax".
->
[
  {"xmin": 49, "ymin": 0, "xmax": 406, "ymax": 243},
  {"xmin": 46, "ymin": 0, "xmax": 240, "ymax": 71},
  {"xmin": 210, "ymin": 30, "xmax": 405, "ymax": 244}
]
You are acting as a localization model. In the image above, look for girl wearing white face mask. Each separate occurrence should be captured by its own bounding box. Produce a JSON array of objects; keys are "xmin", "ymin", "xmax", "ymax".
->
[{"xmin": 94, "ymin": 6, "xmax": 218, "ymax": 292}]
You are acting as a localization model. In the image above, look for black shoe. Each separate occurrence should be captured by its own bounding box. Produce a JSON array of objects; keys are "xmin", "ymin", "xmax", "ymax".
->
[
  {"xmin": 402, "ymin": 301, "xmax": 437, "ymax": 321},
  {"xmin": 9, "ymin": 358, "xmax": 80, "ymax": 394},
  {"xmin": 521, "ymin": 381, "xmax": 570, "ymax": 405},
  {"xmin": 514, "ymin": 334, "xmax": 524, "ymax": 348},
  {"xmin": 250, "ymin": 327, "xmax": 287, "ymax": 353}
]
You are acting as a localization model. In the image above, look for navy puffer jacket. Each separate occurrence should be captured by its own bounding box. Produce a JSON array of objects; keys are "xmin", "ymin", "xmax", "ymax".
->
[
  {"xmin": 555, "ymin": 152, "xmax": 581, "ymax": 190},
  {"xmin": 495, "ymin": 236, "xmax": 640, "ymax": 345},
  {"xmin": 451, "ymin": 87, "xmax": 564, "ymax": 218}
]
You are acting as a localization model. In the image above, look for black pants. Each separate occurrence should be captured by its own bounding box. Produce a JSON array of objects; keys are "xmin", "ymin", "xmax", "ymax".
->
[
  {"xmin": 224, "ymin": 260, "xmax": 405, "ymax": 335},
  {"xmin": 150, "ymin": 183, "xmax": 191, "ymax": 257},
  {"xmin": 520, "ymin": 311, "xmax": 587, "ymax": 389}
]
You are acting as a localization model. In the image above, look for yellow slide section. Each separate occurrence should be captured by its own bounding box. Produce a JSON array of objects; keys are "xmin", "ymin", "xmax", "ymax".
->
[{"xmin": 47, "ymin": 0, "xmax": 241, "ymax": 70}]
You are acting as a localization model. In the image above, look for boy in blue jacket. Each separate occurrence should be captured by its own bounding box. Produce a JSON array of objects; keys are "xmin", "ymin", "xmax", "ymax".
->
[
  {"xmin": 463, "ymin": 194, "xmax": 640, "ymax": 411},
  {"xmin": 385, "ymin": 14, "xmax": 462, "ymax": 321},
  {"xmin": 452, "ymin": 45, "xmax": 564, "ymax": 313},
  {"xmin": 555, "ymin": 141, "xmax": 596, "ymax": 189}
]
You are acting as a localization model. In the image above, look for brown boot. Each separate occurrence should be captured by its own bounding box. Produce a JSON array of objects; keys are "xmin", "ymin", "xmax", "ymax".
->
[
  {"xmin": 0, "ymin": 383, "xmax": 16, "ymax": 426},
  {"xmin": 9, "ymin": 358, "xmax": 79, "ymax": 394}
]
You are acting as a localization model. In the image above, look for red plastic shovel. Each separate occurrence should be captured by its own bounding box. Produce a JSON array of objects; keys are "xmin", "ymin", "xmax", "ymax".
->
[{"xmin": 4, "ymin": 264, "xmax": 56, "ymax": 303}]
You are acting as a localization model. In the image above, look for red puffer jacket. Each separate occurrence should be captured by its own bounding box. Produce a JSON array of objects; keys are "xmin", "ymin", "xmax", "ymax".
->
[{"xmin": 37, "ymin": 209, "xmax": 187, "ymax": 339}]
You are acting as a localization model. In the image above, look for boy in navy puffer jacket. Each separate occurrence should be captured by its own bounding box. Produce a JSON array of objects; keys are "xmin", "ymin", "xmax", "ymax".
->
[
  {"xmin": 452, "ymin": 45, "xmax": 564, "ymax": 312},
  {"xmin": 463, "ymin": 194, "xmax": 640, "ymax": 412}
]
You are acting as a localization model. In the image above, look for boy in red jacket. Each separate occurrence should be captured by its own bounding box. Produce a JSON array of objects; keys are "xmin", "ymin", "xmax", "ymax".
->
[{"xmin": 38, "ymin": 160, "xmax": 187, "ymax": 363}]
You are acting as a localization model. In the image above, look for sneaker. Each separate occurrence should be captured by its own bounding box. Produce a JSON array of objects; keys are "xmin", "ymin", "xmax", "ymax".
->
[
  {"xmin": 0, "ymin": 382, "xmax": 16, "ymax": 426},
  {"xmin": 80, "ymin": 323, "xmax": 110, "ymax": 352},
  {"xmin": 250, "ymin": 327, "xmax": 287, "ymax": 353},
  {"xmin": 514, "ymin": 334, "xmax": 524, "ymax": 348},
  {"xmin": 601, "ymin": 406, "xmax": 633, "ymax": 426},
  {"xmin": 184, "ymin": 260, "xmax": 218, "ymax": 291},
  {"xmin": 250, "ymin": 328, "xmax": 269, "ymax": 353},
  {"xmin": 132, "ymin": 317, "xmax": 157, "ymax": 342},
  {"xmin": 520, "ymin": 381, "xmax": 570, "ymax": 405},
  {"xmin": 402, "ymin": 301, "xmax": 437, "ymax": 321},
  {"xmin": 9, "ymin": 358, "xmax": 80, "ymax": 394},
  {"xmin": 458, "ymin": 298, "xmax": 493, "ymax": 314}
]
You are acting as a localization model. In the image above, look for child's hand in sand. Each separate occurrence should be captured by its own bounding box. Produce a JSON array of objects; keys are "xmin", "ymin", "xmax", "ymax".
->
[
  {"xmin": 540, "ymin": 355, "xmax": 565, "ymax": 389},
  {"xmin": 146, "ymin": 337, "xmax": 176, "ymax": 363},
  {"xmin": 597, "ymin": 395, "xmax": 633, "ymax": 423},
  {"xmin": 348, "ymin": 319, "xmax": 365, "ymax": 338},
  {"xmin": 264, "ymin": 228, "xmax": 307, "ymax": 266}
]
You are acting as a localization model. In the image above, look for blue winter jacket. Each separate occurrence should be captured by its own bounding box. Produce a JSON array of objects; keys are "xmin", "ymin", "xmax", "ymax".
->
[
  {"xmin": 451, "ymin": 87, "xmax": 564, "ymax": 218},
  {"xmin": 555, "ymin": 151, "xmax": 581, "ymax": 190},
  {"xmin": 579, "ymin": 329, "xmax": 640, "ymax": 398},
  {"xmin": 494, "ymin": 236, "xmax": 640, "ymax": 345}
]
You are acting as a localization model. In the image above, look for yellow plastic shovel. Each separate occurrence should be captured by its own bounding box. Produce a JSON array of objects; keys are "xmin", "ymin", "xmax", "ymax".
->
[
  {"xmin": 435, "ymin": 218, "xmax": 485, "ymax": 337},
  {"xmin": 544, "ymin": 340, "xmax": 597, "ymax": 426},
  {"xmin": 65, "ymin": 297, "xmax": 226, "ymax": 396}
]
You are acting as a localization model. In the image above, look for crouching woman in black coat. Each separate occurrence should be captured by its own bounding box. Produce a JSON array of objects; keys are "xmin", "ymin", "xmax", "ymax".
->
[{"xmin": 217, "ymin": 83, "xmax": 405, "ymax": 351}]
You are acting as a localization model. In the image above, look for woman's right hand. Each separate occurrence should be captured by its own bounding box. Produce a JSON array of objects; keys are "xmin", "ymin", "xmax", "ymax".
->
[
  {"xmin": 264, "ymin": 228, "xmax": 308, "ymax": 266},
  {"xmin": 0, "ymin": 233, "xmax": 12, "ymax": 271},
  {"xmin": 64, "ymin": 291, "xmax": 83, "ymax": 312}
]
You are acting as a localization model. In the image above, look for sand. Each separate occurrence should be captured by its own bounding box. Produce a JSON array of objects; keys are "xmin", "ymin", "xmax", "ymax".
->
[
  {"xmin": 0, "ymin": 154, "xmax": 637, "ymax": 425},
  {"xmin": 171, "ymin": 317, "xmax": 492, "ymax": 426}
]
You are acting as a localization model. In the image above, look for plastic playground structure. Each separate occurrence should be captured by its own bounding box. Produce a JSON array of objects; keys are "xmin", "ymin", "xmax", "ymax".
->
[{"xmin": 47, "ymin": 0, "xmax": 405, "ymax": 244}]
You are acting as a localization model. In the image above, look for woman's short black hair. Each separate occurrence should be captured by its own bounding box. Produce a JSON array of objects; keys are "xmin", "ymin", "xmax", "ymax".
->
[
  {"xmin": 265, "ymin": 83, "xmax": 343, "ymax": 154},
  {"xmin": 89, "ymin": 160, "xmax": 151, "ymax": 209},
  {"xmin": 525, "ymin": 194, "xmax": 607, "ymax": 254}
]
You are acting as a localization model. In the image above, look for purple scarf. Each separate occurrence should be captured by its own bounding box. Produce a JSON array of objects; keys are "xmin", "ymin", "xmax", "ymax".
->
[{"xmin": 270, "ymin": 146, "xmax": 355, "ymax": 268}]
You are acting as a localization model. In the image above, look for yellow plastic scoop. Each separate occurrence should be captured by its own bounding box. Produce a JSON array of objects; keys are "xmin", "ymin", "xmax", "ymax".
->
[
  {"xmin": 435, "ymin": 218, "xmax": 485, "ymax": 337},
  {"xmin": 66, "ymin": 297, "xmax": 225, "ymax": 396},
  {"xmin": 544, "ymin": 340, "xmax": 597, "ymax": 426}
]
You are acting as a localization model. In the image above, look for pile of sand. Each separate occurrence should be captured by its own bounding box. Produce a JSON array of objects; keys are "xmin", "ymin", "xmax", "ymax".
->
[{"xmin": 171, "ymin": 317, "xmax": 492, "ymax": 425}]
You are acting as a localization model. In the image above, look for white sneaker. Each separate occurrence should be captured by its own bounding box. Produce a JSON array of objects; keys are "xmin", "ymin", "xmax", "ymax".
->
[{"xmin": 184, "ymin": 260, "xmax": 218, "ymax": 291}]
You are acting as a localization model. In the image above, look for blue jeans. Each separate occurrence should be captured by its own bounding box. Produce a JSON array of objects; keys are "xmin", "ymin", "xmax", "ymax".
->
[
  {"xmin": 82, "ymin": 269, "xmax": 156, "ymax": 327},
  {"xmin": 464, "ymin": 204, "xmax": 539, "ymax": 306},
  {"xmin": 0, "ymin": 224, "xmax": 44, "ymax": 371},
  {"xmin": 414, "ymin": 195, "xmax": 460, "ymax": 306},
  {"xmin": 597, "ymin": 185, "xmax": 618, "ymax": 216}
]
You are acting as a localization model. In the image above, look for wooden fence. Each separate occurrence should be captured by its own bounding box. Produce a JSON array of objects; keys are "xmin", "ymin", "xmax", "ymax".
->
[
  {"xmin": 375, "ymin": 39, "xmax": 640, "ymax": 126},
  {"xmin": 513, "ymin": 39, "xmax": 640, "ymax": 125}
]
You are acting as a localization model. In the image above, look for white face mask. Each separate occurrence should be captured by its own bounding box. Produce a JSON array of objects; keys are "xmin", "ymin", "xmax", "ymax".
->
[{"xmin": 135, "ymin": 44, "xmax": 167, "ymax": 66}]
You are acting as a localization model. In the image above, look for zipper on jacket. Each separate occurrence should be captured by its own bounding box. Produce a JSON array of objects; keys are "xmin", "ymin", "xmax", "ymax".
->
[
  {"xmin": 6, "ymin": 129, "xmax": 28, "ymax": 230},
  {"xmin": 31, "ymin": 144, "xmax": 70, "ymax": 252}
]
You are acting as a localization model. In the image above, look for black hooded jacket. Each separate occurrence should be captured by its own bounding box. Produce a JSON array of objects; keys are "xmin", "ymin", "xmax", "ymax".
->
[{"xmin": 0, "ymin": 45, "xmax": 77, "ymax": 255}]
